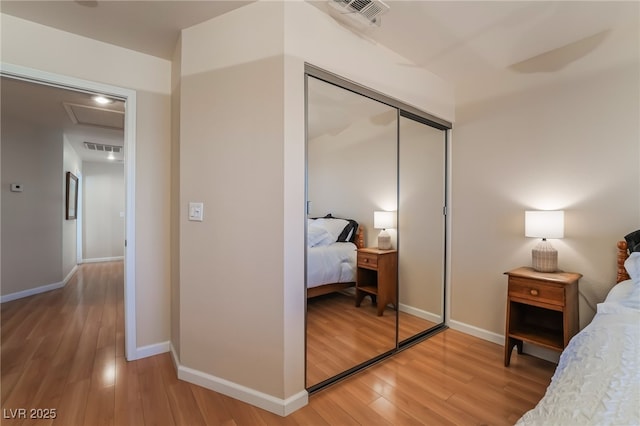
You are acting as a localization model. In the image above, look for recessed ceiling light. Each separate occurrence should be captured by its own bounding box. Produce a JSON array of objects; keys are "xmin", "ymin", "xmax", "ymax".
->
[{"xmin": 92, "ymin": 95, "xmax": 112, "ymax": 105}]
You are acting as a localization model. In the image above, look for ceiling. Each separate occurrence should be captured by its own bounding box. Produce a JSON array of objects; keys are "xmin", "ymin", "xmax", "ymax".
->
[
  {"xmin": 1, "ymin": 76, "xmax": 126, "ymax": 163},
  {"xmin": 2, "ymin": 1, "xmax": 637, "ymax": 97},
  {"xmin": 0, "ymin": 1, "xmax": 254, "ymax": 60},
  {"xmin": 1, "ymin": 0, "xmax": 637, "ymax": 152}
]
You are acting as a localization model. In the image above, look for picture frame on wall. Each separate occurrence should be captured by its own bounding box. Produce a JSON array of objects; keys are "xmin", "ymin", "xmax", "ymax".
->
[{"xmin": 66, "ymin": 171, "xmax": 78, "ymax": 220}]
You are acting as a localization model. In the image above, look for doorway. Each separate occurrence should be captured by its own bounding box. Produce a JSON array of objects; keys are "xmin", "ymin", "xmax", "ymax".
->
[{"xmin": 0, "ymin": 63, "xmax": 138, "ymax": 361}]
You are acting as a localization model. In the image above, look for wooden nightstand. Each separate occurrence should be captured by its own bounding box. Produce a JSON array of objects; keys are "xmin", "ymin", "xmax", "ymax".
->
[
  {"xmin": 504, "ymin": 267, "xmax": 581, "ymax": 366},
  {"xmin": 355, "ymin": 248, "xmax": 398, "ymax": 316}
]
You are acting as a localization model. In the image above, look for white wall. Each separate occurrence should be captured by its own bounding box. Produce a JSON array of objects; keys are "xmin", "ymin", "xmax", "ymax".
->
[
  {"xmin": 1, "ymin": 118, "xmax": 63, "ymax": 296},
  {"xmin": 1, "ymin": 13, "xmax": 172, "ymax": 349},
  {"xmin": 451, "ymin": 38, "xmax": 640, "ymax": 338},
  {"xmin": 82, "ymin": 161, "xmax": 124, "ymax": 261}
]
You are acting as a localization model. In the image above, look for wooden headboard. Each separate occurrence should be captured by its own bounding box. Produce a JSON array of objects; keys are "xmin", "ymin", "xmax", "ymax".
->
[
  {"xmin": 354, "ymin": 226, "xmax": 365, "ymax": 249},
  {"xmin": 617, "ymin": 240, "xmax": 631, "ymax": 283}
]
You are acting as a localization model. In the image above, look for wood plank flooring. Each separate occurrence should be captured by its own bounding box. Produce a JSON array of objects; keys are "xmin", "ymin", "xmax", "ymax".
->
[
  {"xmin": 306, "ymin": 292, "xmax": 437, "ymax": 386},
  {"xmin": 1, "ymin": 262, "xmax": 556, "ymax": 425}
]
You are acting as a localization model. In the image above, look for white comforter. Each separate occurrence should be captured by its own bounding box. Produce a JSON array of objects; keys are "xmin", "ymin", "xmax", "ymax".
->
[
  {"xmin": 517, "ymin": 280, "xmax": 640, "ymax": 425},
  {"xmin": 307, "ymin": 242, "xmax": 357, "ymax": 289}
]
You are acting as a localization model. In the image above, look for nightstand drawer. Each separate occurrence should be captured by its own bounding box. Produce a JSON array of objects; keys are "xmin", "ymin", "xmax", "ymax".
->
[
  {"xmin": 358, "ymin": 252, "xmax": 378, "ymax": 269},
  {"xmin": 509, "ymin": 277, "xmax": 564, "ymax": 306}
]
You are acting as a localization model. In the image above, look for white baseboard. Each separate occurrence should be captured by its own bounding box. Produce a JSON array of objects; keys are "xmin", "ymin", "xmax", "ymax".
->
[
  {"xmin": 81, "ymin": 256, "xmax": 124, "ymax": 264},
  {"xmin": 399, "ymin": 303, "xmax": 442, "ymax": 323},
  {"xmin": 448, "ymin": 319, "xmax": 504, "ymax": 345},
  {"xmin": 171, "ymin": 344, "xmax": 307, "ymax": 416},
  {"xmin": 448, "ymin": 319, "xmax": 559, "ymax": 364},
  {"xmin": 170, "ymin": 342, "xmax": 180, "ymax": 369},
  {"xmin": 135, "ymin": 341, "xmax": 170, "ymax": 360},
  {"xmin": 1, "ymin": 265, "xmax": 78, "ymax": 303}
]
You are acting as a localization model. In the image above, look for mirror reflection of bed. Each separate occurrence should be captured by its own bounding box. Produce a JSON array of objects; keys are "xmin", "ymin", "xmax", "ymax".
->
[{"xmin": 305, "ymin": 70, "xmax": 450, "ymax": 389}]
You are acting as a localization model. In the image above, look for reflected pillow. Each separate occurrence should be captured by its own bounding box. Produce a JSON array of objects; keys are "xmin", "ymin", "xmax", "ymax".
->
[
  {"xmin": 310, "ymin": 218, "xmax": 349, "ymax": 244},
  {"xmin": 315, "ymin": 214, "xmax": 358, "ymax": 243},
  {"xmin": 307, "ymin": 222, "xmax": 332, "ymax": 247}
]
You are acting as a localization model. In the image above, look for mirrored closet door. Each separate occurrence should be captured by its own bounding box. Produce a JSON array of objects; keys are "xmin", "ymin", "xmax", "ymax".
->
[
  {"xmin": 305, "ymin": 65, "xmax": 451, "ymax": 391},
  {"xmin": 305, "ymin": 76, "xmax": 398, "ymax": 389},
  {"xmin": 397, "ymin": 114, "xmax": 447, "ymax": 344}
]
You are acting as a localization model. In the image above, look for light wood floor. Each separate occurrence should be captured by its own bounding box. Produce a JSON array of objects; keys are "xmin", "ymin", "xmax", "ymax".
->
[
  {"xmin": 1, "ymin": 262, "xmax": 556, "ymax": 425},
  {"xmin": 306, "ymin": 292, "xmax": 437, "ymax": 386}
]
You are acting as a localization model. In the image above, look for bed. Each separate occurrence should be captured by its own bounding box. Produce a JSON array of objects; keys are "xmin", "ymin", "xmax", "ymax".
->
[
  {"xmin": 306, "ymin": 215, "xmax": 364, "ymax": 298},
  {"xmin": 516, "ymin": 233, "xmax": 640, "ymax": 425}
]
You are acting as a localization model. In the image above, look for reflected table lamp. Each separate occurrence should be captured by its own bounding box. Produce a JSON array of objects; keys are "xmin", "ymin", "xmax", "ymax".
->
[
  {"xmin": 525, "ymin": 210, "xmax": 564, "ymax": 272},
  {"xmin": 374, "ymin": 210, "xmax": 396, "ymax": 250}
]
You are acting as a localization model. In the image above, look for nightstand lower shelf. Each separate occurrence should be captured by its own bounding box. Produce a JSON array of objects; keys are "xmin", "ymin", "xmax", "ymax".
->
[
  {"xmin": 355, "ymin": 286, "xmax": 378, "ymax": 305},
  {"xmin": 508, "ymin": 326, "xmax": 564, "ymax": 351}
]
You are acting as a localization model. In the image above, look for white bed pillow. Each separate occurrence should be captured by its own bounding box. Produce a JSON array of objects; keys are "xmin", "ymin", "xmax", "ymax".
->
[
  {"xmin": 621, "ymin": 284, "xmax": 640, "ymax": 310},
  {"xmin": 624, "ymin": 252, "xmax": 640, "ymax": 285},
  {"xmin": 604, "ymin": 279, "xmax": 634, "ymax": 303},
  {"xmin": 601, "ymin": 279, "xmax": 640, "ymax": 312}
]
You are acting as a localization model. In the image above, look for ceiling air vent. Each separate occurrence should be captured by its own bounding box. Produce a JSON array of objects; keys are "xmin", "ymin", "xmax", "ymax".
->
[
  {"xmin": 329, "ymin": 0, "xmax": 390, "ymax": 26},
  {"xmin": 84, "ymin": 142, "xmax": 122, "ymax": 153}
]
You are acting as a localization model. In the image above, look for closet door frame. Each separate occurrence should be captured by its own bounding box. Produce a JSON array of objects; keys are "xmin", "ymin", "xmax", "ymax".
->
[{"xmin": 304, "ymin": 63, "xmax": 452, "ymax": 393}]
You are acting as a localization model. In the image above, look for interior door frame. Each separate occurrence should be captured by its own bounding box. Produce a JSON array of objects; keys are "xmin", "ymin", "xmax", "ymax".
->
[{"xmin": 1, "ymin": 62, "xmax": 138, "ymax": 361}]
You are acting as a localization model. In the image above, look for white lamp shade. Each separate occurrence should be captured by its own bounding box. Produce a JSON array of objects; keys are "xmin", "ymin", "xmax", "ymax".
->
[
  {"xmin": 374, "ymin": 210, "xmax": 396, "ymax": 229},
  {"xmin": 525, "ymin": 210, "xmax": 564, "ymax": 239}
]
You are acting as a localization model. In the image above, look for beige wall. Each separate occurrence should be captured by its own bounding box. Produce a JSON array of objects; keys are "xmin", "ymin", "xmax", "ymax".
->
[
  {"xmin": 170, "ymin": 35, "xmax": 182, "ymax": 359},
  {"xmin": 3, "ymin": 2, "xmax": 455, "ymax": 412},
  {"xmin": 1, "ymin": 13, "xmax": 172, "ymax": 349},
  {"xmin": 62, "ymin": 137, "xmax": 81, "ymax": 276},
  {"xmin": 308, "ymin": 108, "xmax": 397, "ymax": 247},
  {"xmin": 176, "ymin": 0, "xmax": 454, "ymax": 409},
  {"xmin": 451, "ymin": 55, "xmax": 640, "ymax": 335},
  {"xmin": 1, "ymin": 118, "xmax": 63, "ymax": 295},
  {"xmin": 179, "ymin": 1, "xmax": 286, "ymax": 398},
  {"xmin": 82, "ymin": 161, "xmax": 124, "ymax": 260},
  {"xmin": 134, "ymin": 91, "xmax": 171, "ymax": 347}
]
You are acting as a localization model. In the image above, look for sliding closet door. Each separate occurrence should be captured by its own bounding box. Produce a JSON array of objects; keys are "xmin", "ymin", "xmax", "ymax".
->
[
  {"xmin": 397, "ymin": 114, "xmax": 447, "ymax": 343},
  {"xmin": 304, "ymin": 64, "xmax": 451, "ymax": 393},
  {"xmin": 305, "ymin": 75, "xmax": 398, "ymax": 389}
]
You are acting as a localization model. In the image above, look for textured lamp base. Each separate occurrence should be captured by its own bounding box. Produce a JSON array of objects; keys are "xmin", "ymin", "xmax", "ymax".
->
[
  {"xmin": 532, "ymin": 240, "xmax": 558, "ymax": 272},
  {"xmin": 377, "ymin": 230, "xmax": 391, "ymax": 250}
]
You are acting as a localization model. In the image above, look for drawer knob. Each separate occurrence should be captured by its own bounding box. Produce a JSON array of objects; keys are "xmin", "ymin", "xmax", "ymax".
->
[
  {"xmin": 530, "ymin": 289, "xmax": 539, "ymax": 296},
  {"xmin": 363, "ymin": 258, "xmax": 369, "ymax": 263}
]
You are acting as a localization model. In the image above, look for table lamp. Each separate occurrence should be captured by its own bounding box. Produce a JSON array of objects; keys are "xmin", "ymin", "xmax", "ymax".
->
[
  {"xmin": 374, "ymin": 210, "xmax": 396, "ymax": 250},
  {"xmin": 525, "ymin": 210, "xmax": 564, "ymax": 272}
]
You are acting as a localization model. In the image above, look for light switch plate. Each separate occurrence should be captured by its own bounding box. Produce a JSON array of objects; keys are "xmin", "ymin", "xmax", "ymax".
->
[{"xmin": 188, "ymin": 202, "xmax": 204, "ymax": 221}]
